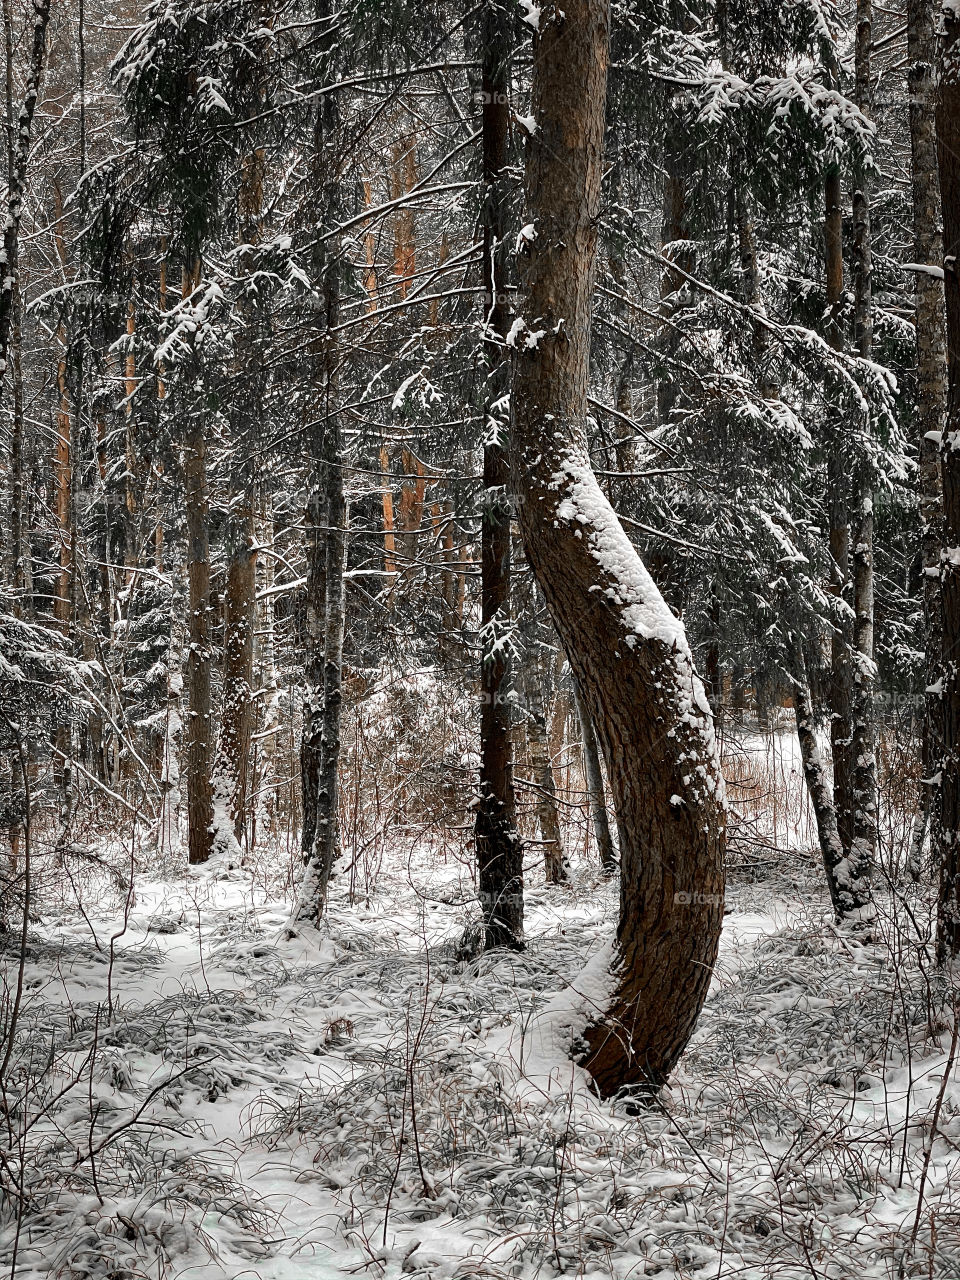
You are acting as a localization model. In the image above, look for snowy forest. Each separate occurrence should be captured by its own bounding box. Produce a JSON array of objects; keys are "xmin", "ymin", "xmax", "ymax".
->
[{"xmin": 9, "ymin": 0, "xmax": 960, "ymax": 1273}]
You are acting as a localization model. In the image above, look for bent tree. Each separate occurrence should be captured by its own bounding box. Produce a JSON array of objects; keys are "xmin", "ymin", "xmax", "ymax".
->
[{"xmin": 511, "ymin": 0, "xmax": 726, "ymax": 1094}]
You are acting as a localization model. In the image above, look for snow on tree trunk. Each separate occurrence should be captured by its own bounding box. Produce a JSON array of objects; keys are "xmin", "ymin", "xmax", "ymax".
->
[
  {"xmin": 294, "ymin": 72, "xmax": 348, "ymax": 926},
  {"xmin": 511, "ymin": 0, "xmax": 725, "ymax": 1096},
  {"xmin": 158, "ymin": 603, "xmax": 185, "ymax": 859},
  {"xmin": 475, "ymin": 0, "xmax": 522, "ymax": 951},
  {"xmin": 935, "ymin": 6, "xmax": 960, "ymax": 960},
  {"xmin": 847, "ymin": 0, "xmax": 878, "ymax": 906},
  {"xmin": 0, "ymin": 0, "xmax": 50, "ymax": 410},
  {"xmin": 183, "ymin": 268, "xmax": 215, "ymax": 867},
  {"xmin": 253, "ymin": 487, "xmax": 281, "ymax": 833},
  {"xmin": 906, "ymin": 0, "xmax": 947, "ymax": 878},
  {"xmin": 790, "ymin": 650, "xmax": 854, "ymax": 922}
]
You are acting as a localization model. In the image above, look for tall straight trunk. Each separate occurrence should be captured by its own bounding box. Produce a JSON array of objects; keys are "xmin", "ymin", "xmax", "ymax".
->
[
  {"xmin": 295, "ymin": 80, "xmax": 348, "ymax": 924},
  {"xmin": 475, "ymin": 0, "xmax": 522, "ymax": 950},
  {"xmin": 183, "ymin": 265, "xmax": 215, "ymax": 865},
  {"xmin": 53, "ymin": 350, "xmax": 72, "ymax": 631},
  {"xmin": 906, "ymin": 0, "xmax": 947, "ymax": 876},
  {"xmin": 935, "ymin": 8, "xmax": 960, "ymax": 959},
  {"xmin": 159, "ymin": 544, "xmax": 185, "ymax": 859},
  {"xmin": 214, "ymin": 494, "xmax": 256, "ymax": 859},
  {"xmin": 380, "ymin": 446, "xmax": 397, "ymax": 587},
  {"xmin": 824, "ymin": 159, "xmax": 854, "ymax": 848},
  {"xmin": 519, "ymin": 590, "xmax": 565, "ymax": 884},
  {"xmin": 6, "ymin": 281, "xmax": 25, "ymax": 605},
  {"xmin": 123, "ymin": 296, "xmax": 138, "ymax": 575},
  {"xmin": 254, "ymin": 487, "xmax": 281, "ymax": 831},
  {"xmin": 847, "ymin": 0, "xmax": 878, "ymax": 900},
  {"xmin": 573, "ymin": 675, "xmax": 616, "ymax": 874},
  {"xmin": 512, "ymin": 0, "xmax": 725, "ymax": 1095},
  {"xmin": 819, "ymin": 66, "xmax": 874, "ymax": 922},
  {"xmin": 656, "ymin": 164, "xmax": 691, "ymax": 428},
  {"xmin": 0, "ymin": 0, "xmax": 50, "ymax": 406},
  {"xmin": 212, "ymin": 150, "xmax": 264, "ymax": 861},
  {"xmin": 792, "ymin": 657, "xmax": 848, "ymax": 919}
]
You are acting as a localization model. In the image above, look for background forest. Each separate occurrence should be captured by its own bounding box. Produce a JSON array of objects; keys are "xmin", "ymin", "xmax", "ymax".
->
[{"xmin": 4, "ymin": 0, "xmax": 960, "ymax": 1275}]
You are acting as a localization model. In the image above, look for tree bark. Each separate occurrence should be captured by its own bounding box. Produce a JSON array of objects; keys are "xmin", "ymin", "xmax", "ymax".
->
[
  {"xmin": 935, "ymin": 6, "xmax": 960, "ymax": 959},
  {"xmin": 573, "ymin": 674, "xmax": 616, "ymax": 874},
  {"xmin": 906, "ymin": 0, "xmax": 947, "ymax": 877},
  {"xmin": 475, "ymin": 0, "xmax": 522, "ymax": 950},
  {"xmin": 511, "ymin": 0, "xmax": 725, "ymax": 1095},
  {"xmin": 212, "ymin": 150, "xmax": 264, "ymax": 862},
  {"xmin": 819, "ymin": 48, "xmax": 875, "ymax": 922},
  {"xmin": 0, "ymin": 0, "xmax": 51, "ymax": 407},
  {"xmin": 791, "ymin": 646, "xmax": 849, "ymax": 920},
  {"xmin": 295, "ymin": 78, "xmax": 348, "ymax": 925},
  {"xmin": 519, "ymin": 593, "xmax": 566, "ymax": 883},
  {"xmin": 183, "ymin": 265, "xmax": 215, "ymax": 866},
  {"xmin": 847, "ymin": 0, "xmax": 878, "ymax": 903}
]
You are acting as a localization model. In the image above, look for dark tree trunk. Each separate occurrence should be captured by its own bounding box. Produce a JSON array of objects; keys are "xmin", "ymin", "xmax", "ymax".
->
[
  {"xmin": 213, "ymin": 150, "xmax": 265, "ymax": 861},
  {"xmin": 935, "ymin": 7, "xmax": 960, "ymax": 959},
  {"xmin": 183, "ymin": 322, "xmax": 214, "ymax": 867},
  {"xmin": 214, "ymin": 495, "xmax": 256, "ymax": 858},
  {"xmin": 475, "ymin": 0, "xmax": 522, "ymax": 950},
  {"xmin": 0, "ymin": 0, "xmax": 50, "ymax": 409},
  {"xmin": 819, "ymin": 66, "xmax": 874, "ymax": 922},
  {"xmin": 295, "ymin": 78, "xmax": 348, "ymax": 924},
  {"xmin": 573, "ymin": 675, "xmax": 616, "ymax": 874},
  {"xmin": 511, "ymin": 0, "xmax": 725, "ymax": 1096},
  {"xmin": 520, "ymin": 611, "xmax": 566, "ymax": 884},
  {"xmin": 848, "ymin": 0, "xmax": 878, "ymax": 901},
  {"xmin": 906, "ymin": 0, "xmax": 947, "ymax": 877}
]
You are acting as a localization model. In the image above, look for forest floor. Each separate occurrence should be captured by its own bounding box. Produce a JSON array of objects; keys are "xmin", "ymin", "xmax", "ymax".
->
[{"xmin": 3, "ymin": 828, "xmax": 960, "ymax": 1280}]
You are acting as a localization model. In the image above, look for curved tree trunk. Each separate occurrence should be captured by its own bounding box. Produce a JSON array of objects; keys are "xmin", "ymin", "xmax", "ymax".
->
[{"xmin": 511, "ymin": 0, "xmax": 725, "ymax": 1096}]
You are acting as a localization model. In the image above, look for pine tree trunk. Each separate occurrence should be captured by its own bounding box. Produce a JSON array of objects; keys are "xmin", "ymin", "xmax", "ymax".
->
[
  {"xmin": 159, "ymin": 550, "xmax": 185, "ymax": 859},
  {"xmin": 935, "ymin": 7, "xmax": 960, "ymax": 959},
  {"xmin": 847, "ymin": 0, "xmax": 878, "ymax": 904},
  {"xmin": 295, "ymin": 80, "xmax": 348, "ymax": 925},
  {"xmin": 906, "ymin": 0, "xmax": 947, "ymax": 877},
  {"xmin": 212, "ymin": 148, "xmax": 265, "ymax": 862},
  {"xmin": 214, "ymin": 496, "xmax": 256, "ymax": 860},
  {"xmin": 791, "ymin": 646, "xmax": 849, "ymax": 919},
  {"xmin": 183, "ymin": 268, "xmax": 214, "ymax": 865},
  {"xmin": 820, "ymin": 82, "xmax": 874, "ymax": 922},
  {"xmin": 573, "ymin": 675, "xmax": 616, "ymax": 874},
  {"xmin": 475, "ymin": 0, "xmax": 522, "ymax": 951},
  {"xmin": 512, "ymin": 0, "xmax": 725, "ymax": 1095},
  {"xmin": 0, "ymin": 0, "xmax": 50, "ymax": 407},
  {"xmin": 7, "ymin": 281, "xmax": 25, "ymax": 608},
  {"xmin": 254, "ymin": 487, "xmax": 281, "ymax": 831},
  {"xmin": 520, "ymin": 600, "xmax": 566, "ymax": 884}
]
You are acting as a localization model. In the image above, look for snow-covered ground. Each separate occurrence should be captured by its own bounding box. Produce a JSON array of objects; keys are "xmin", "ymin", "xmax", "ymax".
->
[{"xmin": 2, "ymin": 838, "xmax": 958, "ymax": 1280}]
